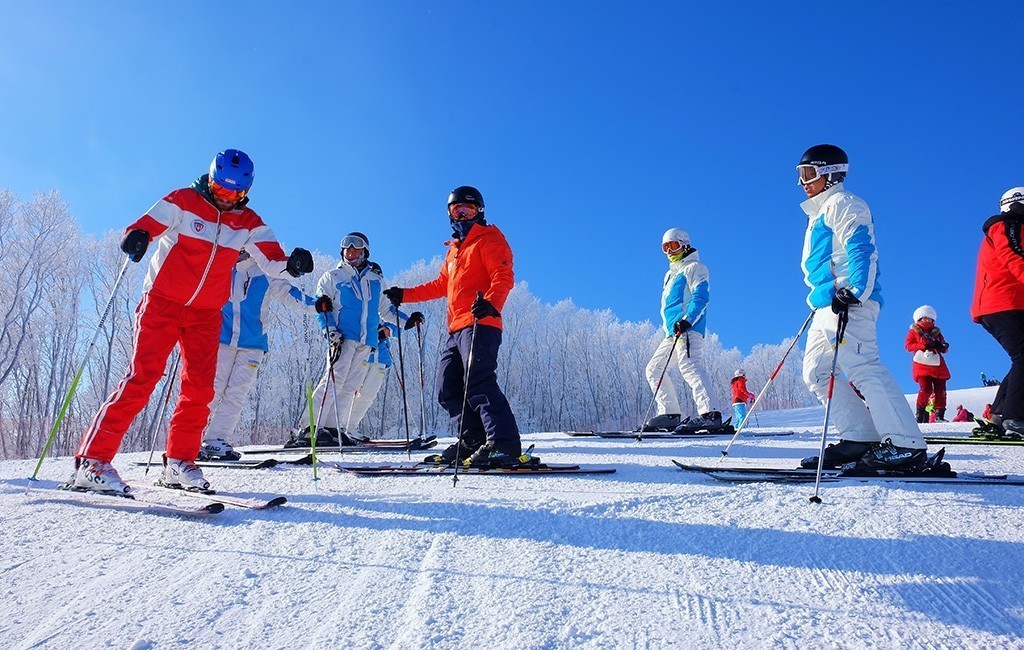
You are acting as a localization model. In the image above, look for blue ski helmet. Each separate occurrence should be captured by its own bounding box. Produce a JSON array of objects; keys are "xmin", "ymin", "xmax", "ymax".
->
[{"xmin": 210, "ymin": 149, "xmax": 255, "ymax": 192}]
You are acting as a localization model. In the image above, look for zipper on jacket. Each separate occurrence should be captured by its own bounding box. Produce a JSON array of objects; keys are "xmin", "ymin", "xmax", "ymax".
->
[{"xmin": 185, "ymin": 210, "xmax": 222, "ymax": 307}]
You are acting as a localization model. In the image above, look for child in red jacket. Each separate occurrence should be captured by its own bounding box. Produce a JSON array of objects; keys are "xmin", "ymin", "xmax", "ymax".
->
[
  {"xmin": 730, "ymin": 370, "xmax": 756, "ymax": 427},
  {"xmin": 905, "ymin": 305, "xmax": 950, "ymax": 423}
]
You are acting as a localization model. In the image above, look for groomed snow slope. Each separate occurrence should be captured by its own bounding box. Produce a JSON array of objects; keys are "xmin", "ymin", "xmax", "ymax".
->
[{"xmin": 2, "ymin": 387, "xmax": 1022, "ymax": 649}]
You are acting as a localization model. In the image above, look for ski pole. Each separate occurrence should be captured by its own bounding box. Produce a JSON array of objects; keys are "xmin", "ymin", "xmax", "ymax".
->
[
  {"xmin": 143, "ymin": 350, "xmax": 181, "ymax": 476},
  {"xmin": 810, "ymin": 310, "xmax": 849, "ymax": 504},
  {"xmin": 395, "ymin": 307, "xmax": 412, "ymax": 447},
  {"xmin": 327, "ymin": 336, "xmax": 345, "ymax": 462},
  {"xmin": 31, "ymin": 256, "xmax": 132, "ymax": 480},
  {"xmin": 452, "ymin": 293, "xmax": 483, "ymax": 487},
  {"xmin": 636, "ymin": 332, "xmax": 681, "ymax": 441},
  {"xmin": 721, "ymin": 310, "xmax": 814, "ymax": 458},
  {"xmin": 415, "ymin": 322, "xmax": 427, "ymax": 441},
  {"xmin": 378, "ymin": 363, "xmax": 391, "ymax": 439},
  {"xmin": 304, "ymin": 314, "xmax": 317, "ymax": 479}
]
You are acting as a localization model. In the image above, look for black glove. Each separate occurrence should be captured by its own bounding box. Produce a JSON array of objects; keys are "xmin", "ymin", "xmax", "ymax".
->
[
  {"xmin": 120, "ymin": 229, "xmax": 149, "ymax": 263},
  {"xmin": 377, "ymin": 325, "xmax": 390, "ymax": 342},
  {"xmin": 404, "ymin": 311, "xmax": 425, "ymax": 330},
  {"xmin": 938, "ymin": 341, "xmax": 949, "ymax": 353},
  {"xmin": 314, "ymin": 295, "xmax": 333, "ymax": 314},
  {"xmin": 471, "ymin": 296, "xmax": 500, "ymax": 320},
  {"xmin": 673, "ymin": 319, "xmax": 692, "ymax": 335},
  {"xmin": 383, "ymin": 287, "xmax": 404, "ymax": 306},
  {"xmin": 831, "ymin": 287, "xmax": 861, "ymax": 314},
  {"xmin": 327, "ymin": 330, "xmax": 344, "ymax": 364},
  {"xmin": 287, "ymin": 247, "xmax": 314, "ymax": 277}
]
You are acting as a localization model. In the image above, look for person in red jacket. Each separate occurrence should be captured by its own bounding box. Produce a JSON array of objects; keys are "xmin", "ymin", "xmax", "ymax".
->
[
  {"xmin": 384, "ymin": 185, "xmax": 520, "ymax": 467},
  {"xmin": 730, "ymin": 370, "xmax": 756, "ymax": 427},
  {"xmin": 72, "ymin": 150, "xmax": 313, "ymax": 495},
  {"xmin": 951, "ymin": 405, "xmax": 973, "ymax": 422},
  {"xmin": 905, "ymin": 305, "xmax": 951, "ymax": 423},
  {"xmin": 972, "ymin": 187, "xmax": 1024, "ymax": 435}
]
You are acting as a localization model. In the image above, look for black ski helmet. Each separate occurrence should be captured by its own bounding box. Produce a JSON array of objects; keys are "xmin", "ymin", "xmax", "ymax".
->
[
  {"xmin": 798, "ymin": 144, "xmax": 848, "ymax": 186},
  {"xmin": 447, "ymin": 185, "xmax": 485, "ymax": 215}
]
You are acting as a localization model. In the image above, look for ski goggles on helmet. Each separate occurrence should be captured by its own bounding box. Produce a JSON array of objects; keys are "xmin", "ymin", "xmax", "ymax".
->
[
  {"xmin": 209, "ymin": 178, "xmax": 247, "ymax": 204},
  {"xmin": 448, "ymin": 202, "xmax": 479, "ymax": 220},
  {"xmin": 662, "ymin": 240, "xmax": 684, "ymax": 255},
  {"xmin": 340, "ymin": 234, "xmax": 368, "ymax": 250},
  {"xmin": 797, "ymin": 163, "xmax": 849, "ymax": 186}
]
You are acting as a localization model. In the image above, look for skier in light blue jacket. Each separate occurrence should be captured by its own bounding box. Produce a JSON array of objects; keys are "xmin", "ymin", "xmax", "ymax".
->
[
  {"xmin": 643, "ymin": 229, "xmax": 724, "ymax": 433},
  {"xmin": 201, "ymin": 249, "xmax": 319, "ymax": 459},
  {"xmin": 795, "ymin": 144, "xmax": 925, "ymax": 471},
  {"xmin": 288, "ymin": 233, "xmax": 422, "ymax": 447}
]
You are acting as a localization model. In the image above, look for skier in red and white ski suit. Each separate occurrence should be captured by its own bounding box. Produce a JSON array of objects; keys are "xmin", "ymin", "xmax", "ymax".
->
[{"xmin": 73, "ymin": 150, "xmax": 312, "ymax": 494}]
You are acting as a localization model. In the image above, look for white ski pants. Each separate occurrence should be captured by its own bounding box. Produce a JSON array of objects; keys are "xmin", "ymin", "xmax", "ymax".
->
[
  {"xmin": 802, "ymin": 303, "xmax": 924, "ymax": 448},
  {"xmin": 305, "ymin": 339, "xmax": 373, "ymax": 430},
  {"xmin": 345, "ymin": 360, "xmax": 388, "ymax": 432},
  {"xmin": 203, "ymin": 344, "xmax": 265, "ymax": 442},
  {"xmin": 646, "ymin": 332, "xmax": 714, "ymax": 416}
]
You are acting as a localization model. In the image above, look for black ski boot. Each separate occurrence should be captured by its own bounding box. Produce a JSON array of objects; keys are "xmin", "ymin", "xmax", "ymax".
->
[
  {"xmin": 1000, "ymin": 419, "xmax": 1024, "ymax": 441},
  {"xmin": 673, "ymin": 411, "xmax": 729, "ymax": 434},
  {"xmin": 339, "ymin": 429, "xmax": 370, "ymax": 446},
  {"xmin": 915, "ymin": 407, "xmax": 928, "ymax": 424},
  {"xmin": 800, "ymin": 439, "xmax": 874, "ymax": 469},
  {"xmin": 934, "ymin": 408, "xmax": 946, "ymax": 423},
  {"xmin": 284, "ymin": 427, "xmax": 314, "ymax": 448},
  {"xmin": 641, "ymin": 413, "xmax": 681, "ymax": 432},
  {"xmin": 856, "ymin": 439, "xmax": 928, "ymax": 472},
  {"xmin": 464, "ymin": 442, "xmax": 525, "ymax": 468},
  {"xmin": 423, "ymin": 439, "xmax": 483, "ymax": 465},
  {"xmin": 972, "ymin": 417, "xmax": 1006, "ymax": 439}
]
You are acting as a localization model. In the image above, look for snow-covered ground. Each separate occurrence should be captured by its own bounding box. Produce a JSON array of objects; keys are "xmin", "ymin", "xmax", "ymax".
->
[{"xmin": 2, "ymin": 386, "xmax": 1022, "ymax": 648}]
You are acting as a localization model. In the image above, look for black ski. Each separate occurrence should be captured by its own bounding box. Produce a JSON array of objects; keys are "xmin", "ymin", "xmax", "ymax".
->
[
  {"xmin": 924, "ymin": 436, "xmax": 1024, "ymax": 446},
  {"xmin": 128, "ymin": 480, "xmax": 287, "ymax": 510},
  {"xmin": 330, "ymin": 462, "xmax": 614, "ymax": 476},
  {"xmin": 132, "ymin": 458, "xmax": 281, "ymax": 469},
  {"xmin": 580, "ymin": 430, "xmax": 795, "ymax": 440},
  {"xmin": 671, "ymin": 460, "xmax": 1024, "ymax": 486},
  {"xmin": 38, "ymin": 482, "xmax": 224, "ymax": 516},
  {"xmin": 241, "ymin": 438, "xmax": 436, "ymax": 456}
]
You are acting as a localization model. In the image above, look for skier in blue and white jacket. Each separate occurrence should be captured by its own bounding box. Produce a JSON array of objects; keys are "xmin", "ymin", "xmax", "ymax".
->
[
  {"xmin": 643, "ymin": 228, "xmax": 723, "ymax": 432},
  {"xmin": 201, "ymin": 249, "xmax": 319, "ymax": 459},
  {"xmin": 796, "ymin": 144, "xmax": 925, "ymax": 471},
  {"xmin": 289, "ymin": 233, "xmax": 423, "ymax": 446}
]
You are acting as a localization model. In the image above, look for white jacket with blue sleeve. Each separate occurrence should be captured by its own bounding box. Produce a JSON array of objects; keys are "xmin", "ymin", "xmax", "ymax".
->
[{"xmin": 661, "ymin": 250, "xmax": 710, "ymax": 337}]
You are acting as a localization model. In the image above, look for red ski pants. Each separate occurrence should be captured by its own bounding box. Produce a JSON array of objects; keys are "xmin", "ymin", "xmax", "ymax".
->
[
  {"xmin": 77, "ymin": 292, "xmax": 222, "ymax": 463},
  {"xmin": 916, "ymin": 377, "xmax": 947, "ymax": 409}
]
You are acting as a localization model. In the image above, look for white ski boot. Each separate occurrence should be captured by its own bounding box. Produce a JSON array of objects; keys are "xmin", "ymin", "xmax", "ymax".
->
[
  {"xmin": 198, "ymin": 437, "xmax": 240, "ymax": 461},
  {"xmin": 161, "ymin": 457, "xmax": 211, "ymax": 492},
  {"xmin": 70, "ymin": 458, "xmax": 132, "ymax": 496}
]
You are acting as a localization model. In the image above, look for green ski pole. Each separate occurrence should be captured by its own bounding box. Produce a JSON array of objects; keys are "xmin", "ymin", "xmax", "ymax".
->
[{"xmin": 31, "ymin": 256, "xmax": 131, "ymax": 480}]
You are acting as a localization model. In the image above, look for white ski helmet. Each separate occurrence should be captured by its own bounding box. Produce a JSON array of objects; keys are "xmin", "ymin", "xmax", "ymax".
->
[
  {"xmin": 733, "ymin": 369, "xmax": 745, "ymax": 378},
  {"xmin": 662, "ymin": 228, "xmax": 690, "ymax": 249},
  {"xmin": 1000, "ymin": 187, "xmax": 1024, "ymax": 213},
  {"xmin": 913, "ymin": 305, "xmax": 937, "ymax": 322}
]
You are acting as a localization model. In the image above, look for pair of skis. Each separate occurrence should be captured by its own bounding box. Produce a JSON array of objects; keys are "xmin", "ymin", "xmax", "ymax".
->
[
  {"xmin": 924, "ymin": 418, "xmax": 1024, "ymax": 446},
  {"xmin": 241, "ymin": 435, "xmax": 437, "ymax": 456},
  {"xmin": 568, "ymin": 430, "xmax": 795, "ymax": 440}
]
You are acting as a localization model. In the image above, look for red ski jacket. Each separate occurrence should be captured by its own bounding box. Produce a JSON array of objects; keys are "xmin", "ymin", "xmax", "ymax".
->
[
  {"xmin": 972, "ymin": 213, "xmax": 1024, "ymax": 320},
  {"xmin": 129, "ymin": 178, "xmax": 292, "ymax": 310},
  {"xmin": 403, "ymin": 223, "xmax": 514, "ymax": 333},
  {"xmin": 730, "ymin": 376, "xmax": 755, "ymax": 404},
  {"xmin": 904, "ymin": 325, "xmax": 950, "ymax": 381}
]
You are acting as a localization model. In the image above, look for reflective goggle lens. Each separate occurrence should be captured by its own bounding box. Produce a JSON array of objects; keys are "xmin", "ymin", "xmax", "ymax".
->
[
  {"xmin": 448, "ymin": 203, "xmax": 479, "ymax": 219},
  {"xmin": 663, "ymin": 240, "xmax": 683, "ymax": 254},
  {"xmin": 341, "ymin": 235, "xmax": 367, "ymax": 249},
  {"xmin": 797, "ymin": 165, "xmax": 820, "ymax": 185},
  {"xmin": 210, "ymin": 179, "xmax": 247, "ymax": 202}
]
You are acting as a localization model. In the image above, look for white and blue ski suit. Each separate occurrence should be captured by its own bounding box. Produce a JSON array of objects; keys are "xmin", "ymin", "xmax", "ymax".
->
[
  {"xmin": 800, "ymin": 183, "xmax": 923, "ymax": 448},
  {"xmin": 305, "ymin": 260, "xmax": 402, "ymax": 431},
  {"xmin": 646, "ymin": 249, "xmax": 717, "ymax": 416},
  {"xmin": 204, "ymin": 256, "xmax": 316, "ymax": 442},
  {"xmin": 345, "ymin": 320, "xmax": 400, "ymax": 433}
]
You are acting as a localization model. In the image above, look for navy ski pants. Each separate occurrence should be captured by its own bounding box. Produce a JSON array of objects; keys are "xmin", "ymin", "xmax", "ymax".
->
[{"xmin": 436, "ymin": 325, "xmax": 521, "ymax": 453}]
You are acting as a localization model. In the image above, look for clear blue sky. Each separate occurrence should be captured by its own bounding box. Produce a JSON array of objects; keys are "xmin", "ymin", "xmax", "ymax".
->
[{"xmin": 3, "ymin": 1, "xmax": 1022, "ymax": 392}]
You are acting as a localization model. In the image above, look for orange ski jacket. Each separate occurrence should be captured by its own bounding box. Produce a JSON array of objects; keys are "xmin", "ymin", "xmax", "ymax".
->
[{"xmin": 403, "ymin": 223, "xmax": 514, "ymax": 333}]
